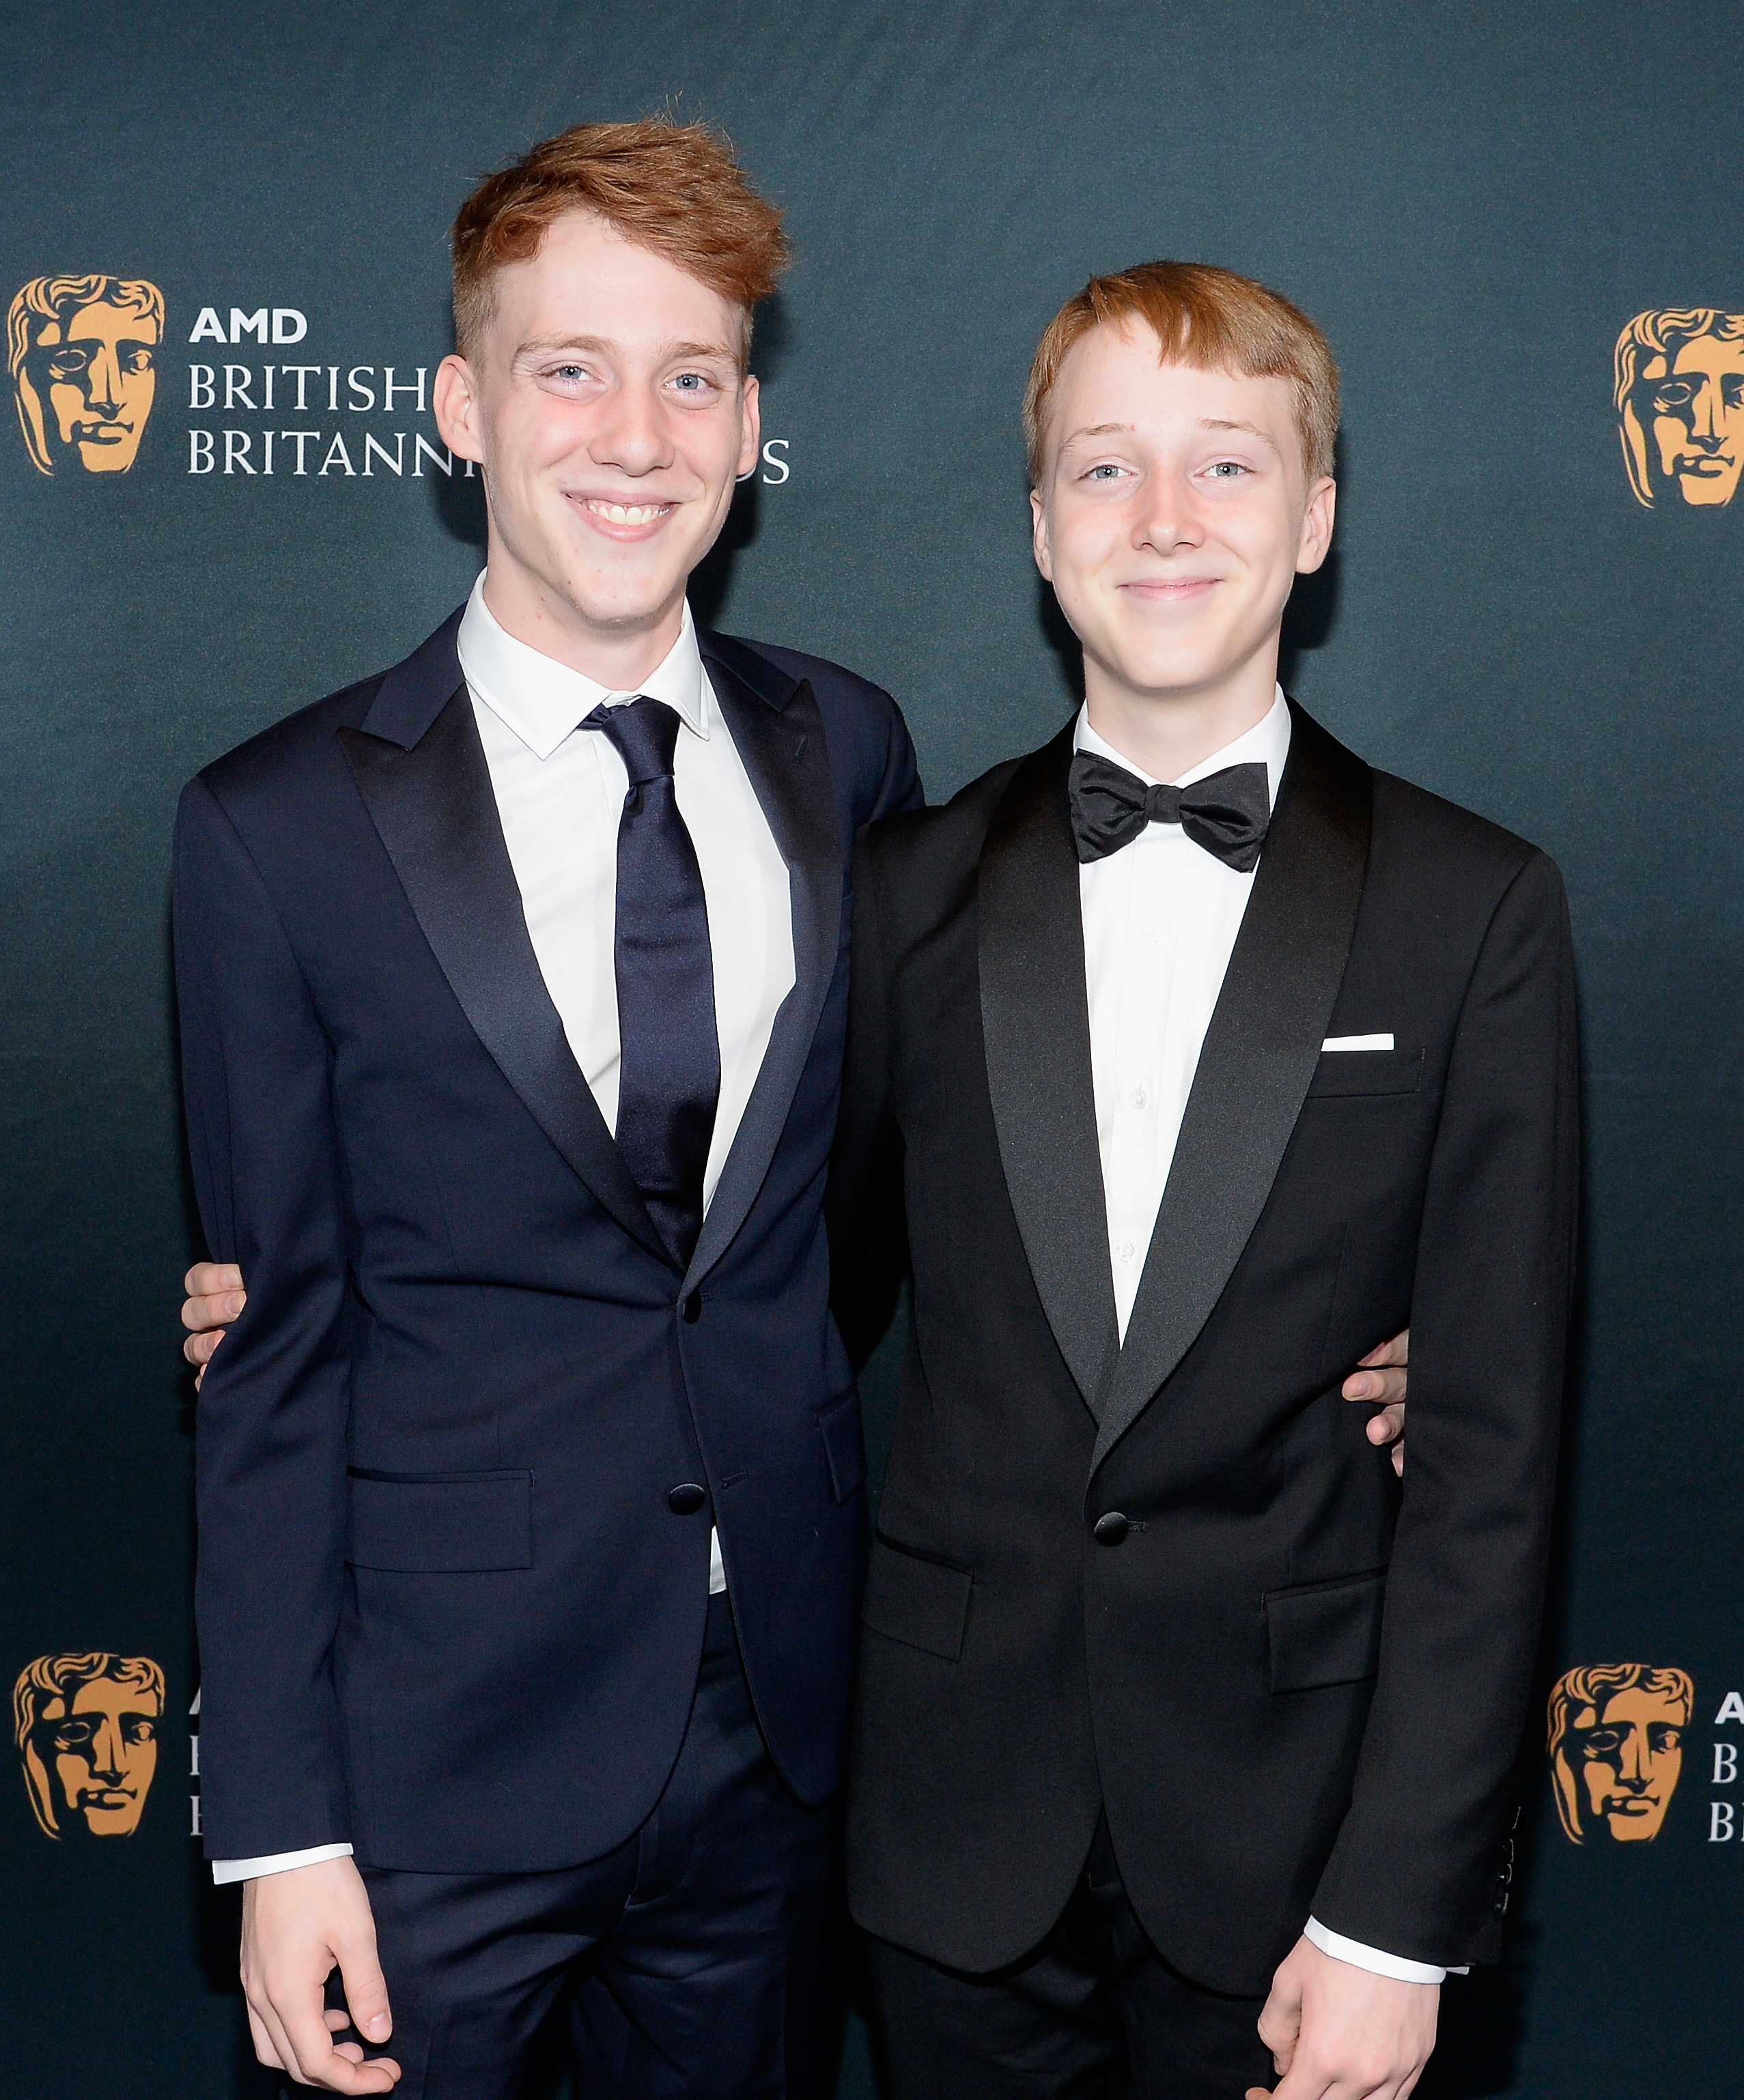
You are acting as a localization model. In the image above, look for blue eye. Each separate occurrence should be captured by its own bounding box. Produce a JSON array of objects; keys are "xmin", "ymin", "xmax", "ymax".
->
[{"xmin": 1209, "ymin": 461, "xmax": 1248, "ymax": 478}]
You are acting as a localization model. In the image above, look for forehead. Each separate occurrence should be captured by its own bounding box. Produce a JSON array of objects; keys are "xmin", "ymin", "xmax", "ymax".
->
[
  {"xmin": 66, "ymin": 1679, "xmax": 156, "ymax": 1717},
  {"xmin": 1049, "ymin": 324, "xmax": 1297, "ymax": 452},
  {"xmin": 490, "ymin": 210, "xmax": 741, "ymax": 351},
  {"xmin": 66, "ymin": 301, "xmax": 155, "ymax": 344},
  {"xmin": 1667, "ymin": 333, "xmax": 1744, "ymax": 377},
  {"xmin": 1581, "ymin": 1686, "xmax": 1680, "ymax": 1727}
]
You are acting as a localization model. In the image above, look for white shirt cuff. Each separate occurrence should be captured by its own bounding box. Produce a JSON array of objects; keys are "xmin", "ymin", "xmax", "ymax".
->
[
  {"xmin": 1305, "ymin": 1916, "xmax": 1467, "ymax": 1983},
  {"xmin": 210, "ymin": 1843, "xmax": 354, "ymax": 1886}
]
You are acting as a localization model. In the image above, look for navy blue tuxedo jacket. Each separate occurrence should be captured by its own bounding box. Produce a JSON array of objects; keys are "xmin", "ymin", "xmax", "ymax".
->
[{"xmin": 173, "ymin": 608, "xmax": 920, "ymax": 1870}]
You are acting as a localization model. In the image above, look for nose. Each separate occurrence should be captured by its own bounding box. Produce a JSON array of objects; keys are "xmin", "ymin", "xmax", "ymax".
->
[
  {"xmin": 1691, "ymin": 378, "xmax": 1721, "ymax": 446},
  {"xmin": 1616, "ymin": 1726, "xmax": 1650, "ymax": 1789},
  {"xmin": 85, "ymin": 346, "xmax": 122, "ymax": 416},
  {"xmin": 89, "ymin": 1720, "xmax": 124, "ymax": 1785},
  {"xmin": 589, "ymin": 376, "xmax": 673, "ymax": 479},
  {"xmin": 1132, "ymin": 477, "xmax": 1204, "ymax": 556}
]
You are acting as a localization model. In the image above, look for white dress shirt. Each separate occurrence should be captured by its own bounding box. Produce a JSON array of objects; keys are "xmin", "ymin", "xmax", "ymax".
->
[
  {"xmin": 1078, "ymin": 692, "xmax": 1291, "ymax": 1344},
  {"xmin": 213, "ymin": 576, "xmax": 795, "ymax": 1886},
  {"xmin": 1076, "ymin": 690, "xmax": 1457, "ymax": 1987}
]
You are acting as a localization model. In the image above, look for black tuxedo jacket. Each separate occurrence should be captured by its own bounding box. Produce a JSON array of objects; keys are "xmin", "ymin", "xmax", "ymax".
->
[
  {"xmin": 173, "ymin": 608, "xmax": 919, "ymax": 1870},
  {"xmin": 831, "ymin": 704, "xmax": 1577, "ymax": 1996}
]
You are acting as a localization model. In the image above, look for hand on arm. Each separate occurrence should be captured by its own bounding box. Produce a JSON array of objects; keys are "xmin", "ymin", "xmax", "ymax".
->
[
  {"xmin": 1342, "ymin": 1329, "xmax": 1408, "ymax": 1475},
  {"xmin": 240, "ymin": 1856, "xmax": 400, "ymax": 2092},
  {"xmin": 182, "ymin": 1262, "xmax": 245, "ymax": 1388},
  {"xmin": 1248, "ymin": 1935, "xmax": 1437, "ymax": 2100}
]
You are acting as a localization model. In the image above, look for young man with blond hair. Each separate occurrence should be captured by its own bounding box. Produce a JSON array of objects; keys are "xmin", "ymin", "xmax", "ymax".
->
[
  {"xmin": 832, "ymin": 263, "xmax": 1576, "ymax": 2099},
  {"xmin": 172, "ymin": 119, "xmax": 923, "ymax": 2097}
]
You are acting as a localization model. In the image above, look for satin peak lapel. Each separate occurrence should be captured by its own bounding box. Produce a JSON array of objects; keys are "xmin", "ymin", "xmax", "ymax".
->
[
  {"xmin": 979, "ymin": 728, "xmax": 1121, "ymax": 1416},
  {"xmin": 337, "ymin": 686, "xmax": 672, "ymax": 1268},
  {"xmin": 684, "ymin": 650, "xmax": 842, "ymax": 1290},
  {"xmin": 1091, "ymin": 705, "xmax": 1372, "ymax": 1473}
]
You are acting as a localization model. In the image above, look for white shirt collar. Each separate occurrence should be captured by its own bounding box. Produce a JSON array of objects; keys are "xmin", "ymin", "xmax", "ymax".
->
[
  {"xmin": 1073, "ymin": 685, "xmax": 1292, "ymax": 812},
  {"xmin": 456, "ymin": 571, "xmax": 711, "ymax": 762}
]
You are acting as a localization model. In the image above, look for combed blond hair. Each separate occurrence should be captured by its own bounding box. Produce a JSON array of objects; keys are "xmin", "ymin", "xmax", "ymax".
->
[
  {"xmin": 1022, "ymin": 260, "xmax": 1339, "ymax": 489},
  {"xmin": 451, "ymin": 117, "xmax": 789, "ymax": 369}
]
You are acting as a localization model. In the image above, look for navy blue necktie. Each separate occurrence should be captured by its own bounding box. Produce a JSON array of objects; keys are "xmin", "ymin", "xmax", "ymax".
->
[{"xmin": 583, "ymin": 697, "xmax": 720, "ymax": 1268}]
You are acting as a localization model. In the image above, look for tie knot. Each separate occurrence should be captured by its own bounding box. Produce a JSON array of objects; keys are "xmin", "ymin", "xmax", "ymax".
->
[
  {"xmin": 586, "ymin": 696, "xmax": 681, "ymax": 786},
  {"xmin": 1144, "ymin": 782, "xmax": 1183, "ymax": 825}
]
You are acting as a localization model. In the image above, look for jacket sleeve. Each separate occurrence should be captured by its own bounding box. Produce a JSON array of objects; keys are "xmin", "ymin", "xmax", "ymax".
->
[
  {"xmin": 865, "ymin": 689, "xmax": 925, "ymax": 827},
  {"xmin": 828, "ymin": 829, "xmax": 910, "ymax": 1369},
  {"xmin": 174, "ymin": 774, "xmax": 355, "ymax": 1859},
  {"xmin": 1310, "ymin": 847, "xmax": 1579, "ymax": 1966}
]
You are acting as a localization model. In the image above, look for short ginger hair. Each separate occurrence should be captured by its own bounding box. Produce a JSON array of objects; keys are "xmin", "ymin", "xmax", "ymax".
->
[
  {"xmin": 451, "ymin": 117, "xmax": 789, "ymax": 370},
  {"xmin": 1023, "ymin": 260, "xmax": 1340, "ymax": 489}
]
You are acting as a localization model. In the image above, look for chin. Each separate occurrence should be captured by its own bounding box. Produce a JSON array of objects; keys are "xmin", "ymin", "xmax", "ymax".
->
[{"xmin": 561, "ymin": 570, "xmax": 687, "ymax": 630}]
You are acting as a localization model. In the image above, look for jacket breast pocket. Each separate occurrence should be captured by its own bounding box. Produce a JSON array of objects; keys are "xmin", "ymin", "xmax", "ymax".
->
[
  {"xmin": 347, "ymin": 1468, "xmax": 534, "ymax": 1573},
  {"xmin": 1263, "ymin": 1568, "xmax": 1386, "ymax": 1692},
  {"xmin": 861, "ymin": 1532, "xmax": 973, "ymax": 1661},
  {"xmin": 1306, "ymin": 1048, "xmax": 1424, "ymax": 1099},
  {"xmin": 817, "ymin": 1390, "xmax": 866, "ymax": 1505}
]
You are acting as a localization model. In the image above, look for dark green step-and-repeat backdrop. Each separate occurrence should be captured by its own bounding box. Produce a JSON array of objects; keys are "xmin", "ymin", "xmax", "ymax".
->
[{"xmin": 1, "ymin": 3, "xmax": 1735, "ymax": 2092}]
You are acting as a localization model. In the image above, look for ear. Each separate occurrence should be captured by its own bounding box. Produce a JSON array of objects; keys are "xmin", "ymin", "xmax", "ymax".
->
[
  {"xmin": 434, "ymin": 354, "xmax": 484, "ymax": 464},
  {"xmin": 1030, "ymin": 488, "xmax": 1054, "ymax": 582},
  {"xmin": 1295, "ymin": 476, "xmax": 1336, "ymax": 575},
  {"xmin": 736, "ymin": 373, "xmax": 762, "ymax": 482}
]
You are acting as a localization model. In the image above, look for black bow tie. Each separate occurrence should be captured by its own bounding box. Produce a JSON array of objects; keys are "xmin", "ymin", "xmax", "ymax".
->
[{"xmin": 1068, "ymin": 751, "xmax": 1272, "ymax": 872}]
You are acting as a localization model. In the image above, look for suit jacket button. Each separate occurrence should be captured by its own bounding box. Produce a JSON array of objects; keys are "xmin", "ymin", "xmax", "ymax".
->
[
  {"xmin": 1093, "ymin": 1512, "xmax": 1131, "ymax": 1546},
  {"xmin": 667, "ymin": 1483, "xmax": 707, "ymax": 1516},
  {"xmin": 681, "ymin": 1292, "xmax": 703, "ymax": 1324}
]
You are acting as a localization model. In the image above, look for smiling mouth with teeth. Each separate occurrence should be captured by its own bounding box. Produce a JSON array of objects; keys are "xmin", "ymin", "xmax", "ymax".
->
[{"xmin": 582, "ymin": 498, "xmax": 675, "ymax": 525}]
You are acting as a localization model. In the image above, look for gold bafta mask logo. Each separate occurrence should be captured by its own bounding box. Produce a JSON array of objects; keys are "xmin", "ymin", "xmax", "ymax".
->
[
  {"xmin": 7, "ymin": 274, "xmax": 165, "ymax": 475},
  {"xmin": 13, "ymin": 1652, "xmax": 165, "ymax": 1839},
  {"xmin": 1547, "ymin": 1663, "xmax": 1693, "ymax": 1844},
  {"xmin": 1615, "ymin": 309, "xmax": 1744, "ymax": 508}
]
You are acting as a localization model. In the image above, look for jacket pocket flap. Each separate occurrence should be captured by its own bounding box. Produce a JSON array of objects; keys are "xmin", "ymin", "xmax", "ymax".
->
[
  {"xmin": 1264, "ymin": 1570, "xmax": 1386, "ymax": 1692},
  {"xmin": 1308, "ymin": 1048, "xmax": 1424, "ymax": 1098},
  {"xmin": 861, "ymin": 1534, "xmax": 972, "ymax": 1661},
  {"xmin": 348, "ymin": 1470, "xmax": 534, "ymax": 1573},
  {"xmin": 818, "ymin": 1391, "xmax": 866, "ymax": 1505}
]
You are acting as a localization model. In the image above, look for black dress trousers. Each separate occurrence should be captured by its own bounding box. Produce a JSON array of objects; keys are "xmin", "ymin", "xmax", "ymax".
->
[
  {"xmin": 335, "ymin": 1593, "xmax": 839, "ymax": 2100},
  {"xmin": 867, "ymin": 1817, "xmax": 1276, "ymax": 2100}
]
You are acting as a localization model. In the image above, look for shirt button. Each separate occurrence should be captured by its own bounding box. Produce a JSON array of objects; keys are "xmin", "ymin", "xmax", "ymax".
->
[
  {"xmin": 1117, "ymin": 1241, "xmax": 1136, "ymax": 1263},
  {"xmin": 1129, "ymin": 1088, "xmax": 1149, "ymax": 1109}
]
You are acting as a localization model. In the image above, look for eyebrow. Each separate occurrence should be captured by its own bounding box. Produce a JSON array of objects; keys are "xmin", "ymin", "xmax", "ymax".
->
[
  {"xmin": 1056, "ymin": 416, "xmax": 1284, "ymax": 456},
  {"xmin": 515, "ymin": 334, "xmax": 738, "ymax": 363},
  {"xmin": 1198, "ymin": 417, "xmax": 1283, "ymax": 456},
  {"xmin": 1058, "ymin": 422, "xmax": 1134, "ymax": 448}
]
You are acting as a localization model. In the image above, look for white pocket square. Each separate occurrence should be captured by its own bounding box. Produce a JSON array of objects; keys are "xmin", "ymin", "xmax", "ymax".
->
[{"xmin": 1321, "ymin": 1034, "xmax": 1394, "ymax": 1053}]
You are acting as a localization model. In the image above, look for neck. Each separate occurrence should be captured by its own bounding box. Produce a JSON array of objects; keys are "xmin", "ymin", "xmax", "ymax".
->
[
  {"xmin": 1082, "ymin": 640, "xmax": 1280, "ymax": 782},
  {"xmin": 480, "ymin": 530, "xmax": 686, "ymax": 690}
]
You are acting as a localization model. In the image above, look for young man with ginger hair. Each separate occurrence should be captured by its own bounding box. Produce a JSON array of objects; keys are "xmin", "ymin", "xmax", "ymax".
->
[
  {"xmin": 172, "ymin": 118, "xmax": 921, "ymax": 2098},
  {"xmin": 830, "ymin": 262, "xmax": 1575, "ymax": 2099}
]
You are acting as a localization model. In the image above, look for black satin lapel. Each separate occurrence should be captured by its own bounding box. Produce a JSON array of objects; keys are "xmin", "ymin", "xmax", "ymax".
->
[
  {"xmin": 979, "ymin": 730, "xmax": 1121, "ymax": 1417},
  {"xmin": 684, "ymin": 672, "xmax": 842, "ymax": 1288},
  {"xmin": 1091, "ymin": 706, "xmax": 1372, "ymax": 1473},
  {"xmin": 337, "ymin": 690, "xmax": 672, "ymax": 1268}
]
